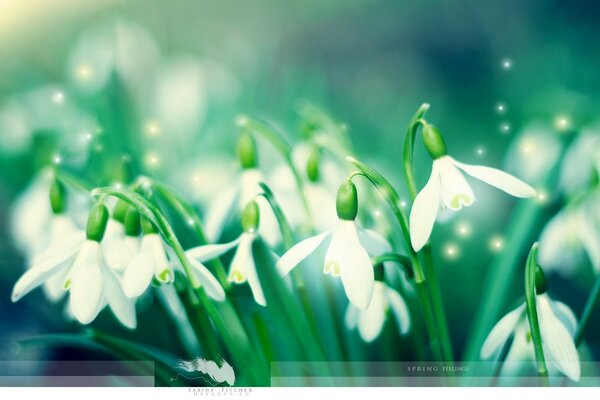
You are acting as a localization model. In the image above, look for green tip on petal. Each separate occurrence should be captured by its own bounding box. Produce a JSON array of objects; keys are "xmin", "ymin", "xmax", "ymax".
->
[
  {"xmin": 535, "ymin": 264, "xmax": 547, "ymax": 294},
  {"xmin": 157, "ymin": 269, "xmax": 172, "ymax": 283},
  {"xmin": 242, "ymin": 200, "xmax": 260, "ymax": 232},
  {"xmin": 112, "ymin": 200, "xmax": 130, "ymax": 223},
  {"xmin": 306, "ymin": 146, "xmax": 321, "ymax": 182},
  {"xmin": 49, "ymin": 178, "xmax": 67, "ymax": 214},
  {"xmin": 124, "ymin": 207, "xmax": 141, "ymax": 236},
  {"xmin": 422, "ymin": 123, "xmax": 448, "ymax": 160},
  {"xmin": 86, "ymin": 202, "xmax": 109, "ymax": 241},
  {"xmin": 237, "ymin": 132, "xmax": 258, "ymax": 169},
  {"xmin": 336, "ymin": 180, "xmax": 358, "ymax": 221},
  {"xmin": 63, "ymin": 278, "xmax": 72, "ymax": 290},
  {"xmin": 141, "ymin": 215, "xmax": 159, "ymax": 235}
]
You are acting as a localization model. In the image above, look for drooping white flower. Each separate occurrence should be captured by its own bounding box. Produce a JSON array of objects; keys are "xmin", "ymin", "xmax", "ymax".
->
[
  {"xmin": 187, "ymin": 201, "xmax": 267, "ymax": 306},
  {"xmin": 345, "ymin": 281, "xmax": 410, "ymax": 342},
  {"xmin": 409, "ymin": 124, "xmax": 536, "ymax": 252},
  {"xmin": 277, "ymin": 181, "xmax": 388, "ymax": 309},
  {"xmin": 203, "ymin": 134, "xmax": 279, "ymax": 246},
  {"xmin": 269, "ymin": 143, "xmax": 340, "ymax": 232},
  {"xmin": 12, "ymin": 203, "xmax": 137, "ymax": 328},
  {"xmin": 538, "ymin": 193, "xmax": 600, "ymax": 276},
  {"xmin": 102, "ymin": 202, "xmax": 141, "ymax": 272},
  {"xmin": 559, "ymin": 128, "xmax": 600, "ymax": 196},
  {"xmin": 480, "ymin": 293, "xmax": 580, "ymax": 381}
]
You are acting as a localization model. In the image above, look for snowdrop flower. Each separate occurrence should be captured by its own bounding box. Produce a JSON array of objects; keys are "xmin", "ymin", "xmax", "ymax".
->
[
  {"xmin": 480, "ymin": 269, "xmax": 580, "ymax": 381},
  {"xmin": 121, "ymin": 216, "xmax": 174, "ymax": 298},
  {"xmin": 538, "ymin": 192, "xmax": 600, "ymax": 276},
  {"xmin": 187, "ymin": 201, "xmax": 266, "ymax": 306},
  {"xmin": 203, "ymin": 132, "xmax": 279, "ymax": 246},
  {"xmin": 559, "ymin": 128, "xmax": 600, "ymax": 196},
  {"xmin": 277, "ymin": 180, "xmax": 389, "ymax": 309},
  {"xmin": 410, "ymin": 123, "xmax": 536, "ymax": 251},
  {"xmin": 344, "ymin": 265, "xmax": 410, "ymax": 342},
  {"xmin": 12, "ymin": 203, "xmax": 136, "ymax": 328},
  {"xmin": 102, "ymin": 201, "xmax": 141, "ymax": 272},
  {"xmin": 269, "ymin": 144, "xmax": 340, "ymax": 232}
]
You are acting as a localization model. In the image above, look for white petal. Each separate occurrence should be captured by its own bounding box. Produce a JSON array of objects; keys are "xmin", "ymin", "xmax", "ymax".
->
[
  {"xmin": 537, "ymin": 295, "xmax": 580, "ymax": 381},
  {"xmin": 409, "ymin": 160, "xmax": 441, "ymax": 252},
  {"xmin": 438, "ymin": 157, "xmax": 475, "ymax": 210},
  {"xmin": 42, "ymin": 267, "xmax": 70, "ymax": 302},
  {"xmin": 357, "ymin": 282, "xmax": 387, "ymax": 342},
  {"xmin": 105, "ymin": 219, "xmax": 125, "ymax": 238},
  {"xmin": 452, "ymin": 158, "xmax": 536, "ymax": 198},
  {"xmin": 328, "ymin": 221, "xmax": 375, "ymax": 310},
  {"xmin": 102, "ymin": 236, "xmax": 135, "ymax": 272},
  {"xmin": 550, "ymin": 300, "xmax": 578, "ymax": 336},
  {"xmin": 12, "ymin": 232, "xmax": 84, "ymax": 301},
  {"xmin": 480, "ymin": 304, "xmax": 525, "ymax": 359},
  {"xmin": 344, "ymin": 305, "xmax": 359, "ymax": 330},
  {"xmin": 148, "ymin": 234, "xmax": 172, "ymax": 282},
  {"xmin": 578, "ymin": 212, "xmax": 600, "ymax": 272},
  {"xmin": 538, "ymin": 210, "xmax": 580, "ymax": 275},
  {"xmin": 69, "ymin": 241, "xmax": 105, "ymax": 324},
  {"xmin": 186, "ymin": 238, "xmax": 241, "ymax": 263},
  {"xmin": 386, "ymin": 286, "xmax": 411, "ymax": 335},
  {"xmin": 103, "ymin": 263, "xmax": 137, "ymax": 329},
  {"xmin": 122, "ymin": 250, "xmax": 155, "ymax": 298},
  {"xmin": 239, "ymin": 168, "xmax": 263, "ymax": 206},
  {"xmin": 276, "ymin": 230, "xmax": 331, "ymax": 276},
  {"xmin": 231, "ymin": 234, "xmax": 266, "ymax": 306},
  {"xmin": 204, "ymin": 181, "xmax": 238, "ymax": 242},
  {"xmin": 188, "ymin": 257, "xmax": 226, "ymax": 301},
  {"xmin": 256, "ymin": 196, "xmax": 281, "ymax": 247},
  {"xmin": 358, "ymin": 229, "xmax": 392, "ymax": 255}
]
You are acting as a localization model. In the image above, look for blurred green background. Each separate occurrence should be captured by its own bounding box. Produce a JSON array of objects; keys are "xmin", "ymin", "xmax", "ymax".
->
[{"xmin": 1, "ymin": 0, "xmax": 599, "ymax": 369}]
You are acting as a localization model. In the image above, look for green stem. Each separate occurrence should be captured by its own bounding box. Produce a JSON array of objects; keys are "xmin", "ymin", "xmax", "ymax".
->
[
  {"xmin": 524, "ymin": 243, "xmax": 549, "ymax": 385},
  {"xmin": 575, "ymin": 274, "xmax": 600, "ymax": 346},
  {"xmin": 400, "ymin": 104, "xmax": 454, "ymax": 362},
  {"xmin": 346, "ymin": 157, "xmax": 443, "ymax": 361}
]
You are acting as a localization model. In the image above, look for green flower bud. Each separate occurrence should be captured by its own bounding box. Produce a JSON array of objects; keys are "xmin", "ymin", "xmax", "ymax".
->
[
  {"xmin": 374, "ymin": 262, "xmax": 384, "ymax": 282},
  {"xmin": 422, "ymin": 123, "xmax": 448, "ymax": 160},
  {"xmin": 336, "ymin": 180, "xmax": 358, "ymax": 221},
  {"xmin": 113, "ymin": 200, "xmax": 130, "ymax": 223},
  {"xmin": 49, "ymin": 178, "xmax": 67, "ymax": 214},
  {"xmin": 242, "ymin": 201, "xmax": 260, "ymax": 232},
  {"xmin": 237, "ymin": 132, "xmax": 258, "ymax": 169},
  {"xmin": 86, "ymin": 203, "xmax": 109, "ymax": 242},
  {"xmin": 124, "ymin": 208, "xmax": 141, "ymax": 237},
  {"xmin": 306, "ymin": 146, "xmax": 321, "ymax": 183},
  {"xmin": 535, "ymin": 264, "xmax": 547, "ymax": 294},
  {"xmin": 141, "ymin": 216, "xmax": 159, "ymax": 235}
]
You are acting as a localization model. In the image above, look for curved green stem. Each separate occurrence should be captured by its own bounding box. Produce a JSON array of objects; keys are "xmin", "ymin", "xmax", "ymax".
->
[
  {"xmin": 346, "ymin": 156, "xmax": 443, "ymax": 361},
  {"xmin": 371, "ymin": 253, "xmax": 413, "ymax": 278},
  {"xmin": 257, "ymin": 182, "xmax": 295, "ymax": 250},
  {"xmin": 399, "ymin": 104, "xmax": 454, "ymax": 362},
  {"xmin": 524, "ymin": 243, "xmax": 549, "ymax": 385}
]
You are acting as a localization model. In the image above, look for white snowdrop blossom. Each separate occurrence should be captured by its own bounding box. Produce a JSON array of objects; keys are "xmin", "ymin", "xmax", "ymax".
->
[
  {"xmin": 410, "ymin": 124, "xmax": 536, "ymax": 251},
  {"xmin": 187, "ymin": 201, "xmax": 266, "ymax": 306},
  {"xmin": 102, "ymin": 202, "xmax": 142, "ymax": 272},
  {"xmin": 12, "ymin": 203, "xmax": 137, "ymax": 329},
  {"xmin": 538, "ymin": 194, "xmax": 600, "ymax": 276},
  {"xmin": 277, "ymin": 181, "xmax": 388, "ymax": 310},
  {"xmin": 203, "ymin": 133, "xmax": 279, "ymax": 246},
  {"xmin": 345, "ymin": 281, "xmax": 410, "ymax": 342},
  {"xmin": 269, "ymin": 143, "xmax": 342, "ymax": 232},
  {"xmin": 480, "ymin": 294, "xmax": 580, "ymax": 381},
  {"xmin": 559, "ymin": 128, "xmax": 600, "ymax": 196}
]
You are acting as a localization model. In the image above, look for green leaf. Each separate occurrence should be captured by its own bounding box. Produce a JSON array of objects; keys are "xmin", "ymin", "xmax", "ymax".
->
[{"xmin": 258, "ymin": 182, "xmax": 295, "ymax": 250}]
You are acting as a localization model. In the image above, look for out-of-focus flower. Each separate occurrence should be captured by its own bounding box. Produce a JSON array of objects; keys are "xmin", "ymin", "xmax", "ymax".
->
[
  {"xmin": 559, "ymin": 127, "xmax": 600, "ymax": 196},
  {"xmin": 277, "ymin": 181, "xmax": 388, "ymax": 309},
  {"xmin": 345, "ymin": 280, "xmax": 410, "ymax": 342},
  {"xmin": 504, "ymin": 124, "xmax": 562, "ymax": 186},
  {"xmin": 410, "ymin": 123, "xmax": 536, "ymax": 252},
  {"xmin": 481, "ymin": 294, "xmax": 580, "ymax": 381},
  {"xmin": 538, "ymin": 192, "xmax": 600, "ymax": 276},
  {"xmin": 203, "ymin": 133, "xmax": 279, "ymax": 246}
]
